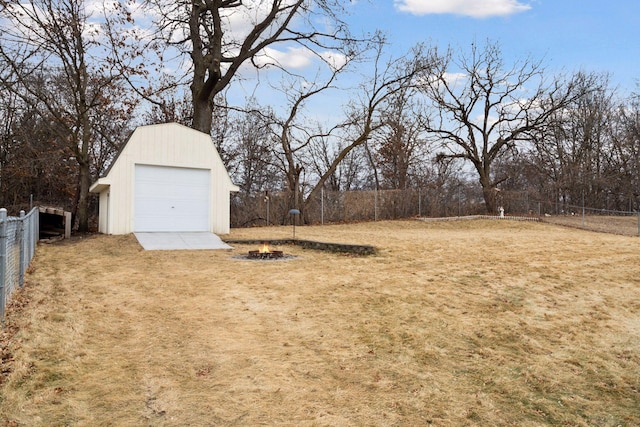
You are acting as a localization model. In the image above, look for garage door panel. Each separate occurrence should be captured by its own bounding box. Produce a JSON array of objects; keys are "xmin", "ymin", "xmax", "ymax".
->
[{"xmin": 134, "ymin": 165, "xmax": 210, "ymax": 232}]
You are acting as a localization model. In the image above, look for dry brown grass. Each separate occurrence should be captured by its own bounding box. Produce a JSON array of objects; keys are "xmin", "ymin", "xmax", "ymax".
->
[
  {"xmin": 1, "ymin": 219, "xmax": 639, "ymax": 426},
  {"xmin": 543, "ymin": 214, "xmax": 639, "ymax": 237}
]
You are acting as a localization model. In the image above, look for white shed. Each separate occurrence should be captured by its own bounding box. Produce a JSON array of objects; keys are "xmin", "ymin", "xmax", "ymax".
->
[{"xmin": 90, "ymin": 122, "xmax": 239, "ymax": 235}]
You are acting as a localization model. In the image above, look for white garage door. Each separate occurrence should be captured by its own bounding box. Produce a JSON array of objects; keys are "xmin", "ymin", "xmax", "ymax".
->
[{"xmin": 134, "ymin": 165, "xmax": 210, "ymax": 232}]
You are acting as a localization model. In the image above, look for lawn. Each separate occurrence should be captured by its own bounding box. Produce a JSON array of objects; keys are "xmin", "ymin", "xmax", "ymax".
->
[
  {"xmin": 542, "ymin": 214, "xmax": 639, "ymax": 237},
  {"xmin": 1, "ymin": 219, "xmax": 639, "ymax": 426}
]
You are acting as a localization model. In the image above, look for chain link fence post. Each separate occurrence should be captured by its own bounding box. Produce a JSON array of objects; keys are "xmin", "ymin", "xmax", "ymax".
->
[
  {"xmin": 0, "ymin": 208, "xmax": 7, "ymax": 325},
  {"xmin": 19, "ymin": 210, "xmax": 26, "ymax": 288}
]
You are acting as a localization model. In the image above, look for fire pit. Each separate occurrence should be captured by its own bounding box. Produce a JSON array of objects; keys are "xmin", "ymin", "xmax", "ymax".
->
[{"xmin": 247, "ymin": 242, "xmax": 283, "ymax": 259}]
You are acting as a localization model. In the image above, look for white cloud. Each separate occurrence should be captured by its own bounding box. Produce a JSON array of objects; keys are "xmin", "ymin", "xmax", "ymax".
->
[
  {"xmin": 319, "ymin": 51, "xmax": 350, "ymax": 70},
  {"xmin": 442, "ymin": 72, "xmax": 467, "ymax": 85},
  {"xmin": 394, "ymin": 0, "xmax": 532, "ymax": 18},
  {"xmin": 254, "ymin": 46, "xmax": 315, "ymax": 69},
  {"xmin": 222, "ymin": 0, "xmax": 301, "ymax": 42},
  {"xmin": 84, "ymin": 0, "xmax": 115, "ymax": 16},
  {"xmin": 419, "ymin": 71, "xmax": 468, "ymax": 88},
  {"xmin": 474, "ymin": 112, "xmax": 499, "ymax": 128}
]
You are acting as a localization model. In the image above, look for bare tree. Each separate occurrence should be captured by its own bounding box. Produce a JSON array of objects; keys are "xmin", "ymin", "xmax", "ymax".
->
[
  {"xmin": 527, "ymin": 74, "xmax": 615, "ymax": 211},
  {"xmin": 0, "ymin": 0, "xmax": 136, "ymax": 230},
  {"xmin": 372, "ymin": 85, "xmax": 428, "ymax": 190},
  {"xmin": 142, "ymin": 91, "xmax": 194, "ymax": 127},
  {"xmin": 301, "ymin": 43, "xmax": 435, "ymax": 217},
  {"xmin": 419, "ymin": 41, "xmax": 599, "ymax": 213},
  {"xmin": 144, "ymin": 0, "xmax": 357, "ymax": 134},
  {"xmin": 270, "ymin": 74, "xmax": 345, "ymax": 214},
  {"xmin": 0, "ymin": 95, "xmax": 78, "ymax": 210},
  {"xmin": 609, "ymin": 90, "xmax": 640, "ymax": 211},
  {"xmin": 226, "ymin": 40, "xmax": 432, "ymax": 222},
  {"xmin": 0, "ymin": 88, "xmax": 20, "ymax": 204},
  {"xmin": 308, "ymin": 135, "xmax": 370, "ymax": 192},
  {"xmin": 225, "ymin": 104, "xmax": 281, "ymax": 194}
]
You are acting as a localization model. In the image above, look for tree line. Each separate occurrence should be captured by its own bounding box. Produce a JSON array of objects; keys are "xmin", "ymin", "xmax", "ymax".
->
[{"xmin": 0, "ymin": 0, "xmax": 638, "ymax": 230}]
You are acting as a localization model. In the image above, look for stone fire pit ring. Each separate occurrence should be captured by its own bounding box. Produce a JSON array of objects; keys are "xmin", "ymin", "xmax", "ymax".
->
[{"xmin": 226, "ymin": 239, "xmax": 376, "ymax": 257}]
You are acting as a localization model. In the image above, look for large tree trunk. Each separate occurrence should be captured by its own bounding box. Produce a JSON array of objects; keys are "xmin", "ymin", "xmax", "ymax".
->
[
  {"xmin": 188, "ymin": 0, "xmax": 222, "ymax": 135},
  {"xmin": 478, "ymin": 171, "xmax": 497, "ymax": 214},
  {"xmin": 285, "ymin": 163, "xmax": 304, "ymax": 222},
  {"xmin": 481, "ymin": 184, "xmax": 497, "ymax": 214},
  {"xmin": 192, "ymin": 94, "xmax": 214, "ymax": 134},
  {"xmin": 76, "ymin": 117, "xmax": 92, "ymax": 232},
  {"xmin": 77, "ymin": 158, "xmax": 91, "ymax": 232}
]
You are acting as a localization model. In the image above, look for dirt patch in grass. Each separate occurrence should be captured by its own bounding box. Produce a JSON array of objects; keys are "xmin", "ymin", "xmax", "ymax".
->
[{"xmin": 1, "ymin": 220, "xmax": 639, "ymax": 426}]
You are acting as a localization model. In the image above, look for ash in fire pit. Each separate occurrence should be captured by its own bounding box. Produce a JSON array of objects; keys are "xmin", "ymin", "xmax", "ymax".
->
[{"xmin": 247, "ymin": 242, "xmax": 284, "ymax": 259}]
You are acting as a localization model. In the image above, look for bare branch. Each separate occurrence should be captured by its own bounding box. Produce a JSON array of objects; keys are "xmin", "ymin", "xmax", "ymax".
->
[{"xmin": 418, "ymin": 40, "xmax": 601, "ymax": 213}]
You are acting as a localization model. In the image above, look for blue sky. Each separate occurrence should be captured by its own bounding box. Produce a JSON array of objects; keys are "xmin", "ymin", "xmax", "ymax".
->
[
  {"xmin": 345, "ymin": 0, "xmax": 639, "ymax": 93},
  {"xmin": 226, "ymin": 0, "xmax": 639, "ymax": 121}
]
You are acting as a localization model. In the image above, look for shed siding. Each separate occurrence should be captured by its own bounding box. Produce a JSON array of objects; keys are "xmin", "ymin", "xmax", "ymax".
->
[
  {"xmin": 92, "ymin": 123, "xmax": 237, "ymax": 235},
  {"xmin": 98, "ymin": 190, "xmax": 109, "ymax": 233}
]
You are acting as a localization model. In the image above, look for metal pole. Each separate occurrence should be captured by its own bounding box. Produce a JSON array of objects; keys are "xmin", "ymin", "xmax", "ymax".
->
[
  {"xmin": 0, "ymin": 208, "xmax": 7, "ymax": 325},
  {"xmin": 19, "ymin": 211, "xmax": 25, "ymax": 288},
  {"xmin": 32, "ymin": 208, "xmax": 38, "ymax": 258},
  {"xmin": 321, "ymin": 187, "xmax": 324, "ymax": 225},
  {"xmin": 263, "ymin": 192, "xmax": 270, "ymax": 227},
  {"xmin": 35, "ymin": 207, "xmax": 39, "ymax": 245},
  {"xmin": 289, "ymin": 209, "xmax": 300, "ymax": 240},
  {"xmin": 582, "ymin": 189, "xmax": 585, "ymax": 228},
  {"xmin": 374, "ymin": 190, "xmax": 378, "ymax": 222}
]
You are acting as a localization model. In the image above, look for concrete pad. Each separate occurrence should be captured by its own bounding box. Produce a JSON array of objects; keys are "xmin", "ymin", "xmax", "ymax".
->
[{"xmin": 134, "ymin": 232, "xmax": 233, "ymax": 251}]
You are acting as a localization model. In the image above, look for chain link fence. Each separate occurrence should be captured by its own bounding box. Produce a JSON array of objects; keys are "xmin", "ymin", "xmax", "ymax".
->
[
  {"xmin": 231, "ymin": 188, "xmax": 640, "ymax": 237},
  {"xmin": 538, "ymin": 204, "xmax": 640, "ymax": 237},
  {"xmin": 231, "ymin": 186, "xmax": 489, "ymax": 227},
  {"xmin": 1, "ymin": 207, "xmax": 39, "ymax": 324}
]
